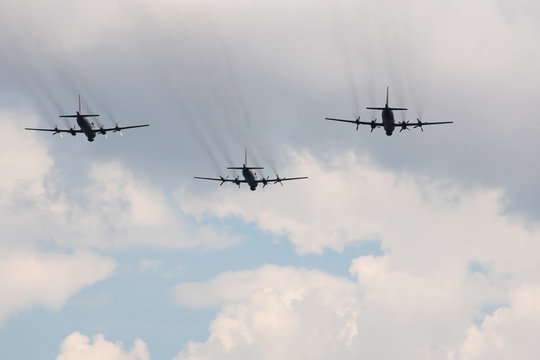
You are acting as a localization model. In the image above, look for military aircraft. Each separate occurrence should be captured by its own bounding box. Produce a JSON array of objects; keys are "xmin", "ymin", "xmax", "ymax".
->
[
  {"xmin": 195, "ymin": 150, "xmax": 308, "ymax": 191},
  {"xmin": 25, "ymin": 96, "xmax": 149, "ymax": 142},
  {"xmin": 325, "ymin": 87, "xmax": 453, "ymax": 136}
]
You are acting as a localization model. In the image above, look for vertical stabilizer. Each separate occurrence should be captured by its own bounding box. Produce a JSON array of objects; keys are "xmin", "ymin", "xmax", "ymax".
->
[
  {"xmin": 78, "ymin": 94, "xmax": 81, "ymax": 114},
  {"xmin": 244, "ymin": 147, "xmax": 247, "ymax": 167},
  {"xmin": 366, "ymin": 86, "xmax": 407, "ymax": 111}
]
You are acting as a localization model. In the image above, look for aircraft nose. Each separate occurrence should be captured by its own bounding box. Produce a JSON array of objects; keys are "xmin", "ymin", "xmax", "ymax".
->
[{"xmin": 386, "ymin": 131, "xmax": 393, "ymax": 136}]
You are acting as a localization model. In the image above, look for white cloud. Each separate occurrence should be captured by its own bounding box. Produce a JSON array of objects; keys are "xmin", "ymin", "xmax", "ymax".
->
[
  {"xmin": 0, "ymin": 112, "xmax": 52, "ymax": 197},
  {"xmin": 0, "ymin": 250, "xmax": 115, "ymax": 324},
  {"xmin": 0, "ymin": 111, "xmax": 238, "ymax": 331},
  {"xmin": 173, "ymin": 264, "xmax": 358, "ymax": 309},
  {"xmin": 178, "ymin": 148, "xmax": 540, "ymax": 273},
  {"xmin": 171, "ymin": 261, "xmax": 491, "ymax": 359},
  {"xmin": 171, "ymin": 261, "xmax": 540, "ymax": 359},
  {"xmin": 173, "ymin": 148, "xmax": 540, "ymax": 359},
  {"xmin": 173, "ymin": 265, "xmax": 361, "ymax": 360},
  {"xmin": 452, "ymin": 286, "xmax": 540, "ymax": 360},
  {"xmin": 45, "ymin": 160, "xmax": 241, "ymax": 249},
  {"xmin": 56, "ymin": 332, "xmax": 150, "ymax": 360},
  {"xmin": 0, "ymin": 112, "xmax": 239, "ymax": 251},
  {"xmin": 2, "ymin": 1, "xmax": 540, "ymax": 357}
]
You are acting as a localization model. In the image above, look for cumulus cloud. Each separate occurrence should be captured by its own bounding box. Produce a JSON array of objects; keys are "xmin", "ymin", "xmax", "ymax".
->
[
  {"xmin": 171, "ymin": 261, "xmax": 539, "ymax": 359},
  {"xmin": 0, "ymin": 110, "xmax": 237, "ymax": 329},
  {"xmin": 4, "ymin": 0, "xmax": 540, "ymax": 217},
  {"xmin": 0, "ymin": 250, "xmax": 115, "ymax": 325},
  {"xmin": 173, "ymin": 148, "xmax": 540, "ymax": 359},
  {"xmin": 0, "ymin": 112, "xmax": 239, "ymax": 250},
  {"xmin": 56, "ymin": 332, "xmax": 150, "ymax": 360},
  {"xmin": 3, "ymin": 0, "xmax": 540, "ymax": 357},
  {"xmin": 173, "ymin": 264, "xmax": 358, "ymax": 309},
  {"xmin": 173, "ymin": 265, "xmax": 361, "ymax": 360},
  {"xmin": 177, "ymin": 148, "xmax": 540, "ymax": 270},
  {"xmin": 0, "ymin": 112, "xmax": 53, "ymax": 197},
  {"xmin": 452, "ymin": 286, "xmax": 540, "ymax": 360},
  {"xmin": 35, "ymin": 160, "xmax": 240, "ymax": 249},
  {"xmin": 170, "ymin": 261, "xmax": 478, "ymax": 359}
]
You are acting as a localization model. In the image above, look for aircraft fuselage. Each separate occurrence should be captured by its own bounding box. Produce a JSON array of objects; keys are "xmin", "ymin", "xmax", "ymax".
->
[
  {"xmin": 242, "ymin": 167, "xmax": 258, "ymax": 191},
  {"xmin": 381, "ymin": 107, "xmax": 396, "ymax": 136},
  {"xmin": 76, "ymin": 116, "xmax": 96, "ymax": 142}
]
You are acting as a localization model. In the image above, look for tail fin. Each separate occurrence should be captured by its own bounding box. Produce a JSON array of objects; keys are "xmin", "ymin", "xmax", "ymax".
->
[
  {"xmin": 366, "ymin": 86, "xmax": 407, "ymax": 111},
  {"xmin": 228, "ymin": 148, "xmax": 263, "ymax": 170},
  {"xmin": 59, "ymin": 95, "xmax": 99, "ymax": 117}
]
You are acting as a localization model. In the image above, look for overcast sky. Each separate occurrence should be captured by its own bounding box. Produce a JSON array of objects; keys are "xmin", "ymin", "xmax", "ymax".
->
[{"xmin": 2, "ymin": 0, "xmax": 540, "ymax": 359}]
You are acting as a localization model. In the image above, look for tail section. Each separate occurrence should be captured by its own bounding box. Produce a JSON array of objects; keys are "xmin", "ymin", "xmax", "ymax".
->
[
  {"xmin": 366, "ymin": 86, "xmax": 408, "ymax": 111},
  {"xmin": 226, "ymin": 147, "xmax": 264, "ymax": 170},
  {"xmin": 59, "ymin": 95, "xmax": 100, "ymax": 118}
]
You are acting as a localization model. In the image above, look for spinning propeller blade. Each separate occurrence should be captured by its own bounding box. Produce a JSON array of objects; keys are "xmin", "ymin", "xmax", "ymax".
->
[
  {"xmin": 413, "ymin": 118, "xmax": 424, "ymax": 131},
  {"xmin": 399, "ymin": 121, "xmax": 410, "ymax": 132},
  {"xmin": 274, "ymin": 174, "xmax": 286, "ymax": 186},
  {"xmin": 219, "ymin": 175, "xmax": 229, "ymax": 186}
]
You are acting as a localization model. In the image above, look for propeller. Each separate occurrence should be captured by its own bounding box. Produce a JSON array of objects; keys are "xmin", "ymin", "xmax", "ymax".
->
[
  {"xmin": 274, "ymin": 174, "xmax": 286, "ymax": 186},
  {"xmin": 413, "ymin": 118, "xmax": 424, "ymax": 132},
  {"xmin": 219, "ymin": 175, "xmax": 229, "ymax": 186},
  {"xmin": 398, "ymin": 121, "xmax": 410, "ymax": 132},
  {"xmin": 99, "ymin": 126, "xmax": 108, "ymax": 139},
  {"xmin": 355, "ymin": 116, "xmax": 360, "ymax": 131},
  {"xmin": 233, "ymin": 176, "xmax": 241, "ymax": 188},
  {"xmin": 69, "ymin": 127, "xmax": 77, "ymax": 137},
  {"xmin": 113, "ymin": 123, "xmax": 123, "ymax": 136},
  {"xmin": 52, "ymin": 126, "xmax": 63, "ymax": 138},
  {"xmin": 370, "ymin": 119, "xmax": 377, "ymax": 132},
  {"xmin": 262, "ymin": 176, "xmax": 270, "ymax": 188}
]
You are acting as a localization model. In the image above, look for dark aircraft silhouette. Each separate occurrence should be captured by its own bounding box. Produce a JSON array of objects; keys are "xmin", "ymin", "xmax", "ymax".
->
[
  {"xmin": 25, "ymin": 96, "xmax": 149, "ymax": 142},
  {"xmin": 325, "ymin": 87, "xmax": 453, "ymax": 136},
  {"xmin": 195, "ymin": 150, "xmax": 308, "ymax": 191}
]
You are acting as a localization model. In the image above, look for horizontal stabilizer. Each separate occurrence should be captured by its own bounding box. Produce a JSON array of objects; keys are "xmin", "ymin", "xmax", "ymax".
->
[
  {"xmin": 366, "ymin": 107, "xmax": 407, "ymax": 111},
  {"xmin": 227, "ymin": 167, "xmax": 264, "ymax": 170},
  {"xmin": 59, "ymin": 114, "xmax": 100, "ymax": 118}
]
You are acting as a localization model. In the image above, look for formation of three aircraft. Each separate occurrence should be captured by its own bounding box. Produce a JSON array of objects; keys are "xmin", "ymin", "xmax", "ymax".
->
[{"xmin": 25, "ymin": 87, "xmax": 452, "ymax": 191}]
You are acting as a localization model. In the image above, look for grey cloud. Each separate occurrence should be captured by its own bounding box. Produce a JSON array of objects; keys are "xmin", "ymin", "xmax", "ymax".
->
[{"xmin": 1, "ymin": 0, "xmax": 539, "ymax": 218}]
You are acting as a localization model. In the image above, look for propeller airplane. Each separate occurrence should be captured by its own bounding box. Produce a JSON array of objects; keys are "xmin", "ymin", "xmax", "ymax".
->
[
  {"xmin": 25, "ymin": 95, "xmax": 149, "ymax": 142},
  {"xmin": 195, "ymin": 149, "xmax": 308, "ymax": 191},
  {"xmin": 325, "ymin": 87, "xmax": 453, "ymax": 136}
]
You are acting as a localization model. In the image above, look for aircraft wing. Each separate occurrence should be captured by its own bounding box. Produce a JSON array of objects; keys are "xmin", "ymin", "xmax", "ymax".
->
[
  {"xmin": 397, "ymin": 119, "xmax": 454, "ymax": 131},
  {"xmin": 325, "ymin": 117, "xmax": 382, "ymax": 126},
  {"xmin": 258, "ymin": 176, "xmax": 308, "ymax": 187},
  {"xmin": 194, "ymin": 176, "xmax": 246, "ymax": 184},
  {"xmin": 412, "ymin": 121, "xmax": 454, "ymax": 126},
  {"xmin": 25, "ymin": 127, "xmax": 83, "ymax": 133},
  {"xmin": 261, "ymin": 176, "xmax": 308, "ymax": 182},
  {"xmin": 99, "ymin": 124, "xmax": 150, "ymax": 133}
]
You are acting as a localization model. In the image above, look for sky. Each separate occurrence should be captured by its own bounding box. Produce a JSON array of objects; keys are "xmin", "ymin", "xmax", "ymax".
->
[{"xmin": 1, "ymin": 0, "xmax": 540, "ymax": 358}]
